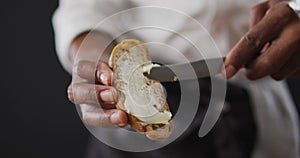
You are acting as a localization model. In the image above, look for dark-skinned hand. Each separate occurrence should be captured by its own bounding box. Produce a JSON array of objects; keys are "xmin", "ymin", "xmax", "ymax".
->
[
  {"xmin": 224, "ymin": 0, "xmax": 300, "ymax": 80},
  {"xmin": 67, "ymin": 32, "xmax": 128, "ymax": 127}
]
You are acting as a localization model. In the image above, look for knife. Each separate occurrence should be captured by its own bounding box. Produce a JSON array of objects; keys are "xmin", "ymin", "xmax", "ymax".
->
[{"xmin": 143, "ymin": 57, "xmax": 225, "ymax": 82}]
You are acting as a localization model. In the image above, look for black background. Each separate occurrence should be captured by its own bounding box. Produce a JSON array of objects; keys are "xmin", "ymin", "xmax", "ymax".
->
[
  {"xmin": 1, "ymin": 1, "xmax": 299, "ymax": 158},
  {"xmin": 1, "ymin": 1, "xmax": 89, "ymax": 158}
]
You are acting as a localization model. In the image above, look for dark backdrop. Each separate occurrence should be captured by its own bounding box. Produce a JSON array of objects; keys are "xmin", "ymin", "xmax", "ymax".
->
[
  {"xmin": 1, "ymin": 1, "xmax": 89, "ymax": 158},
  {"xmin": 1, "ymin": 1, "xmax": 299, "ymax": 158}
]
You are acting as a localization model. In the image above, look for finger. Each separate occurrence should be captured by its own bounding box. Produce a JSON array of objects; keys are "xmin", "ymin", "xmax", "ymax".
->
[
  {"xmin": 271, "ymin": 45, "xmax": 300, "ymax": 80},
  {"xmin": 245, "ymin": 21, "xmax": 300, "ymax": 80},
  {"xmin": 74, "ymin": 60, "xmax": 113, "ymax": 85},
  {"xmin": 68, "ymin": 83, "xmax": 117, "ymax": 106},
  {"xmin": 224, "ymin": 3, "xmax": 296, "ymax": 79},
  {"xmin": 80, "ymin": 104, "xmax": 128, "ymax": 127},
  {"xmin": 272, "ymin": 67, "xmax": 298, "ymax": 81},
  {"xmin": 268, "ymin": 0, "xmax": 285, "ymax": 6},
  {"xmin": 271, "ymin": 52, "xmax": 300, "ymax": 80},
  {"xmin": 250, "ymin": 1, "xmax": 269, "ymax": 28}
]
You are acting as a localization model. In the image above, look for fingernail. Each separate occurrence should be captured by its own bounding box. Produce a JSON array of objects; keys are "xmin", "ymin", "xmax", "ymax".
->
[
  {"xmin": 223, "ymin": 65, "xmax": 237, "ymax": 79},
  {"xmin": 100, "ymin": 73, "xmax": 108, "ymax": 85},
  {"xmin": 110, "ymin": 111, "xmax": 125, "ymax": 126},
  {"xmin": 117, "ymin": 123, "xmax": 126, "ymax": 127},
  {"xmin": 100, "ymin": 90, "xmax": 115, "ymax": 103}
]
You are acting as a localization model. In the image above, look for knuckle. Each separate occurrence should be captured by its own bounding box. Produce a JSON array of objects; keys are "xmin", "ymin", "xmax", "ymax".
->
[
  {"xmin": 85, "ymin": 85, "xmax": 98, "ymax": 104},
  {"xmin": 86, "ymin": 85, "xmax": 95, "ymax": 98},
  {"xmin": 250, "ymin": 6, "xmax": 259, "ymax": 14},
  {"xmin": 243, "ymin": 32, "xmax": 262, "ymax": 49},
  {"xmin": 97, "ymin": 62, "xmax": 106, "ymax": 69},
  {"xmin": 268, "ymin": 3, "xmax": 296, "ymax": 21},
  {"xmin": 97, "ymin": 62, "xmax": 110, "ymax": 72},
  {"xmin": 80, "ymin": 104, "xmax": 113, "ymax": 127},
  {"xmin": 100, "ymin": 114, "xmax": 111, "ymax": 127},
  {"xmin": 74, "ymin": 60, "xmax": 85, "ymax": 74},
  {"xmin": 259, "ymin": 57, "xmax": 275, "ymax": 70},
  {"xmin": 269, "ymin": 1, "xmax": 287, "ymax": 13},
  {"xmin": 251, "ymin": 4, "xmax": 263, "ymax": 14},
  {"xmin": 71, "ymin": 83, "xmax": 96, "ymax": 104},
  {"xmin": 82, "ymin": 112, "xmax": 100, "ymax": 126},
  {"xmin": 76, "ymin": 84, "xmax": 86, "ymax": 103},
  {"xmin": 267, "ymin": 5, "xmax": 277, "ymax": 15}
]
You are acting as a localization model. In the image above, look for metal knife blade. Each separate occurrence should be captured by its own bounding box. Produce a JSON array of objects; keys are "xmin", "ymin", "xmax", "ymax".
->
[{"xmin": 144, "ymin": 57, "xmax": 225, "ymax": 82}]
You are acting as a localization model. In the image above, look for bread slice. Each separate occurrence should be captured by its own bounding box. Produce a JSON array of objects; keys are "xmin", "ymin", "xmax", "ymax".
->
[{"xmin": 109, "ymin": 39, "xmax": 173, "ymax": 140}]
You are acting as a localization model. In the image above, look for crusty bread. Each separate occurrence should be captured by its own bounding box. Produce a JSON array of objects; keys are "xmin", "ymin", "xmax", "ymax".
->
[{"xmin": 109, "ymin": 39, "xmax": 173, "ymax": 140}]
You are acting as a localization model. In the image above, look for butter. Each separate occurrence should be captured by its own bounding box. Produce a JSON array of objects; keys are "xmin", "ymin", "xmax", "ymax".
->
[
  {"xmin": 138, "ymin": 110, "xmax": 172, "ymax": 124},
  {"xmin": 142, "ymin": 63, "xmax": 161, "ymax": 75},
  {"xmin": 124, "ymin": 73, "xmax": 172, "ymax": 124},
  {"xmin": 173, "ymin": 76, "xmax": 178, "ymax": 81},
  {"xmin": 115, "ymin": 46, "xmax": 172, "ymax": 125}
]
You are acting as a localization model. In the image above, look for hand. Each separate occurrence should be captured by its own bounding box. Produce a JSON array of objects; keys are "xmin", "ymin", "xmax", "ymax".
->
[
  {"xmin": 67, "ymin": 32, "xmax": 128, "ymax": 127},
  {"xmin": 224, "ymin": 1, "xmax": 300, "ymax": 80}
]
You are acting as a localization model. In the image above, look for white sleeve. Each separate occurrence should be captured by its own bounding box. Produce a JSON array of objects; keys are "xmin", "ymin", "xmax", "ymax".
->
[
  {"xmin": 252, "ymin": 80, "xmax": 299, "ymax": 158},
  {"xmin": 232, "ymin": 75, "xmax": 300, "ymax": 158},
  {"xmin": 52, "ymin": 0, "xmax": 131, "ymax": 73}
]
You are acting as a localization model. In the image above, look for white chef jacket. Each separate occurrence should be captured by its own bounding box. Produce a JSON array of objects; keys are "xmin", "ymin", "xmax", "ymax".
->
[{"xmin": 52, "ymin": 0, "xmax": 299, "ymax": 157}]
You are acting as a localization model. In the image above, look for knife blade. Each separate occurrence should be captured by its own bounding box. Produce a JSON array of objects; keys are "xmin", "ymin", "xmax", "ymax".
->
[{"xmin": 144, "ymin": 57, "xmax": 225, "ymax": 82}]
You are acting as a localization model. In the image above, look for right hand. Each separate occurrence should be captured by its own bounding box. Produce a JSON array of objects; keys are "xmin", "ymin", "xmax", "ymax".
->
[
  {"xmin": 67, "ymin": 32, "xmax": 128, "ymax": 127},
  {"xmin": 224, "ymin": 1, "xmax": 300, "ymax": 80}
]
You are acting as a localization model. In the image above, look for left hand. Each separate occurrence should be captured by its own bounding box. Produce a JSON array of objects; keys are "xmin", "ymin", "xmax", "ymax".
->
[
  {"xmin": 224, "ymin": 1, "xmax": 300, "ymax": 80},
  {"xmin": 67, "ymin": 32, "xmax": 128, "ymax": 127}
]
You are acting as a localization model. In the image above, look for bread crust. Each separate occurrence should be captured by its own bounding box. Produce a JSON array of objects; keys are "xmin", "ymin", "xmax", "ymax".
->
[{"xmin": 109, "ymin": 39, "xmax": 173, "ymax": 140}]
